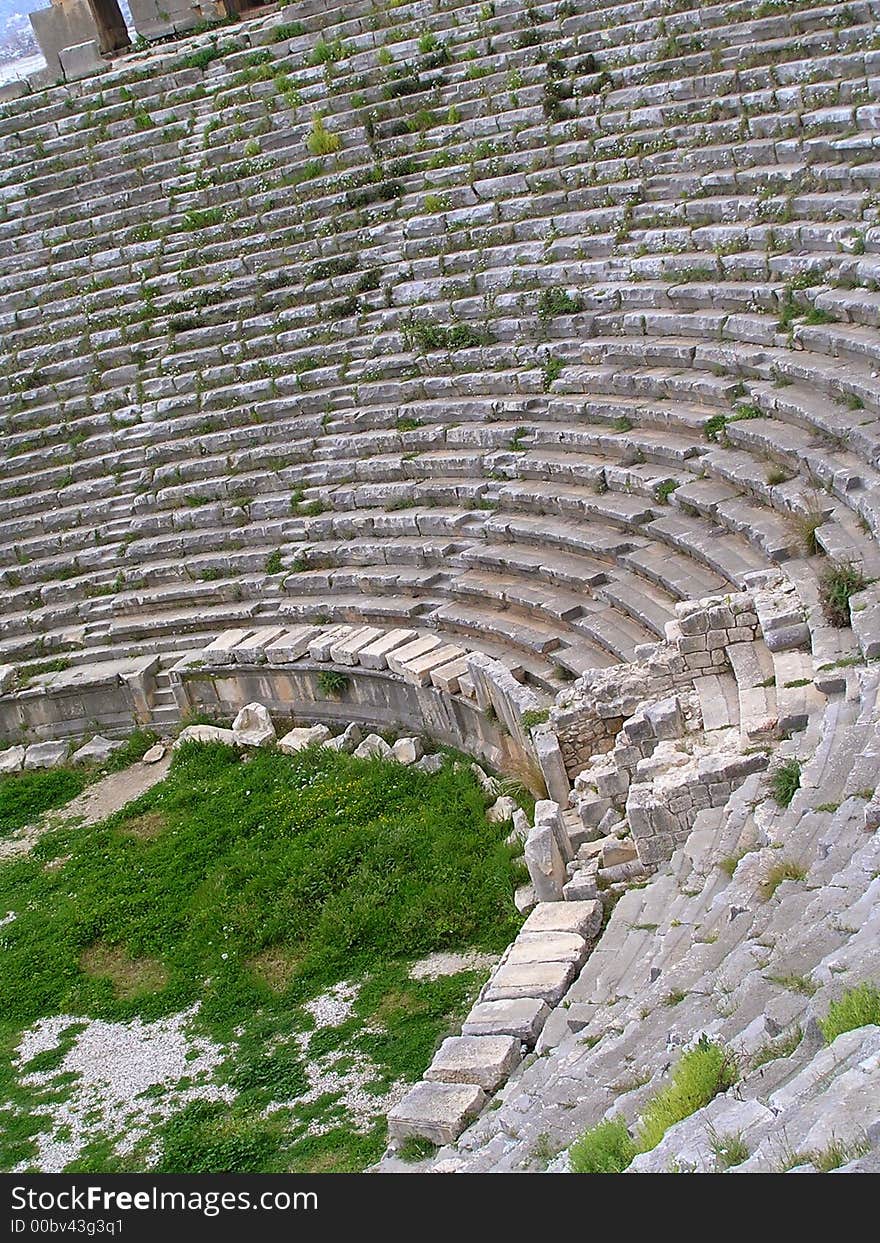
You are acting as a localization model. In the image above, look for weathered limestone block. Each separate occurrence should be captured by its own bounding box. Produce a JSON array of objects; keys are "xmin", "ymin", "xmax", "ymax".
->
[
  {"xmin": 0, "ymin": 665, "xmax": 15, "ymax": 693},
  {"xmin": 506, "ymin": 931, "xmax": 588, "ymax": 968},
  {"xmin": 71, "ymin": 735, "xmax": 123, "ymax": 765},
  {"xmin": 324, "ymin": 723, "xmax": 361, "ymax": 753},
  {"xmin": 521, "ymin": 899, "xmax": 602, "ymax": 941},
  {"xmin": 24, "ymin": 741, "xmax": 69, "ymax": 769},
  {"xmin": 424, "ymin": 1035, "xmax": 521, "ymax": 1092},
  {"xmin": 600, "ymin": 838, "xmax": 639, "ymax": 868},
  {"xmin": 487, "ymin": 795, "xmax": 519, "ymax": 822},
  {"xmin": 232, "ymin": 703, "xmax": 276, "ymax": 748},
  {"xmin": 353, "ymin": 733, "xmax": 392, "ymax": 760},
  {"xmin": 142, "ymin": 744, "xmax": 166, "ymax": 764},
  {"xmin": 175, "ymin": 725, "xmax": 236, "ymax": 748},
  {"xmin": 524, "ymin": 819, "xmax": 565, "ymax": 901},
  {"xmin": 0, "ymin": 745, "xmax": 26, "ymax": 774},
  {"xmin": 483, "ymin": 959, "xmax": 576, "ymax": 1006},
  {"xmin": 534, "ymin": 799, "xmax": 574, "ymax": 862},
  {"xmin": 278, "ymin": 725, "xmax": 331, "ymax": 754},
  {"xmin": 391, "ymin": 736, "xmax": 422, "ymax": 765},
  {"xmin": 59, "ymin": 40, "xmax": 104, "ymax": 82},
  {"xmin": 534, "ymin": 727, "xmax": 570, "ymax": 805},
  {"xmin": 461, "ymin": 997, "xmax": 550, "ymax": 1045},
  {"xmin": 387, "ymin": 1081, "xmax": 487, "ymax": 1145}
]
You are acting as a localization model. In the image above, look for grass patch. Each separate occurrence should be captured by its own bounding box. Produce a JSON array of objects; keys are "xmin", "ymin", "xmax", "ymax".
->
[
  {"xmin": 0, "ymin": 743, "xmax": 520, "ymax": 1171},
  {"xmin": 819, "ymin": 982, "xmax": 880, "ymax": 1044},
  {"xmin": 750, "ymin": 1026, "xmax": 802, "ymax": 1070},
  {"xmin": 760, "ymin": 859, "xmax": 807, "ymax": 900},
  {"xmin": 818, "ymin": 561, "xmax": 868, "ymax": 628},
  {"xmin": 635, "ymin": 1037, "xmax": 737, "ymax": 1154},
  {"xmin": 0, "ymin": 768, "xmax": 88, "ymax": 837},
  {"xmin": 396, "ymin": 1135, "xmax": 438, "ymax": 1163},
  {"xmin": 769, "ymin": 758, "xmax": 800, "ymax": 807},
  {"xmin": 569, "ymin": 1116, "xmax": 636, "ymax": 1173}
]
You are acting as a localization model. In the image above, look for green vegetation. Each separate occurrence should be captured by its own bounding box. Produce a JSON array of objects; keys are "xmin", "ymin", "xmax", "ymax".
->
[
  {"xmin": 403, "ymin": 319, "xmax": 489, "ymax": 352},
  {"xmin": 819, "ymin": 983, "xmax": 880, "ymax": 1044},
  {"xmin": 708, "ymin": 1127, "xmax": 749, "ymax": 1170},
  {"xmin": 769, "ymin": 757, "xmax": 801, "ymax": 807},
  {"xmin": 0, "ymin": 767, "xmax": 86, "ymax": 837},
  {"xmin": 537, "ymin": 288, "xmax": 581, "ymax": 321},
  {"xmin": 520, "ymin": 709, "xmax": 550, "ymax": 731},
  {"xmin": 0, "ymin": 743, "xmax": 521, "ymax": 1171},
  {"xmin": 569, "ymin": 1117, "xmax": 636, "ymax": 1173},
  {"xmin": 760, "ymin": 859, "xmax": 807, "ymax": 900},
  {"xmin": 570, "ymin": 1038, "xmax": 737, "ymax": 1171},
  {"xmin": 316, "ymin": 669, "xmax": 348, "ymax": 697},
  {"xmin": 635, "ymin": 1038, "xmax": 737, "ymax": 1153},
  {"xmin": 306, "ymin": 114, "xmax": 341, "ymax": 157},
  {"xmin": 264, "ymin": 550, "xmax": 284, "ymax": 576},
  {"xmin": 818, "ymin": 561, "xmax": 868, "ymax": 628}
]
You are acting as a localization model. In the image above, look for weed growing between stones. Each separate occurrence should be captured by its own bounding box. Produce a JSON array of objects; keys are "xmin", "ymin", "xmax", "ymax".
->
[
  {"xmin": 819, "ymin": 982, "xmax": 880, "ymax": 1043},
  {"xmin": 0, "ymin": 742, "xmax": 521, "ymax": 1172}
]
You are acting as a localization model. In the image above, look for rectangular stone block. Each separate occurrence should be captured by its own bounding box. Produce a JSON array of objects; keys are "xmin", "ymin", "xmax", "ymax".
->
[
  {"xmin": 356, "ymin": 628, "xmax": 417, "ymax": 670},
  {"xmin": 461, "ymin": 997, "xmax": 551, "ymax": 1046},
  {"xmin": 386, "ymin": 634, "xmax": 443, "ymax": 676},
  {"xmin": 520, "ymin": 899, "xmax": 602, "ymax": 940},
  {"xmin": 264, "ymin": 626, "xmax": 317, "ymax": 664},
  {"xmin": 387, "ymin": 1080, "xmax": 486, "ymax": 1145},
  {"xmin": 506, "ymin": 931, "xmax": 588, "ymax": 967},
  {"xmin": 424, "ymin": 1035, "xmax": 520, "ymax": 1092},
  {"xmin": 401, "ymin": 644, "xmax": 465, "ymax": 686},
  {"xmin": 329, "ymin": 626, "xmax": 382, "ymax": 665},
  {"xmin": 483, "ymin": 959, "xmax": 576, "ymax": 1007}
]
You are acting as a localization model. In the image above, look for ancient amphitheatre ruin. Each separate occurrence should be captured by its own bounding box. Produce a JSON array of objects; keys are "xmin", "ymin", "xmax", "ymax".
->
[{"xmin": 1, "ymin": 0, "xmax": 879, "ymax": 1177}]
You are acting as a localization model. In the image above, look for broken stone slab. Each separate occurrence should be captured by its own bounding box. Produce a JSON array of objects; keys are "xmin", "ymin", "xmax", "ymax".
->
[
  {"xmin": 0, "ymin": 745, "xmax": 26, "ymax": 773},
  {"xmin": 506, "ymin": 930, "xmax": 588, "ymax": 967},
  {"xmin": 174, "ymin": 725, "xmax": 236, "ymax": 748},
  {"xmin": 59, "ymin": 40, "xmax": 106, "ymax": 83},
  {"xmin": 391, "ymin": 736, "xmax": 422, "ymax": 765},
  {"xmin": 323, "ymin": 722, "xmax": 361, "ymax": 753},
  {"xmin": 470, "ymin": 763, "xmax": 501, "ymax": 796},
  {"xmin": 524, "ymin": 819, "xmax": 566, "ymax": 902},
  {"xmin": 414, "ymin": 753, "xmax": 444, "ymax": 774},
  {"xmin": 600, "ymin": 838, "xmax": 639, "ymax": 868},
  {"xmin": 521, "ymin": 899, "xmax": 603, "ymax": 940},
  {"xmin": 353, "ymin": 733, "xmax": 392, "ymax": 760},
  {"xmin": 71, "ymin": 735, "xmax": 124, "ymax": 765},
  {"xmin": 424, "ymin": 1035, "xmax": 521, "ymax": 1092},
  {"xmin": 514, "ymin": 882, "xmax": 537, "ymax": 913},
  {"xmin": 387, "ymin": 1081, "xmax": 487, "ymax": 1145},
  {"xmin": 24, "ymin": 741, "xmax": 69, "ymax": 769},
  {"xmin": 0, "ymin": 665, "xmax": 15, "ymax": 693},
  {"xmin": 487, "ymin": 795, "xmax": 519, "ymax": 823},
  {"xmin": 563, "ymin": 871, "xmax": 600, "ymax": 902},
  {"xmin": 142, "ymin": 743, "xmax": 166, "ymax": 764},
  {"xmin": 534, "ymin": 728, "xmax": 570, "ymax": 805},
  {"xmin": 534, "ymin": 798, "xmax": 574, "ymax": 862},
  {"xmin": 232, "ymin": 702, "xmax": 276, "ymax": 748},
  {"xmin": 482, "ymin": 959, "xmax": 576, "ymax": 1006},
  {"xmin": 278, "ymin": 724, "xmax": 331, "ymax": 754},
  {"xmin": 462, "ymin": 996, "xmax": 551, "ymax": 1045}
]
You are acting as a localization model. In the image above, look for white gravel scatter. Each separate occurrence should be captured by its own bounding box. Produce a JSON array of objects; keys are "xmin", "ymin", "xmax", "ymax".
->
[
  {"xmin": 264, "ymin": 979, "xmax": 408, "ymax": 1138},
  {"xmin": 409, "ymin": 950, "xmax": 498, "ymax": 980},
  {"xmin": 14, "ymin": 1006, "xmax": 232, "ymax": 1172},
  {"xmin": 302, "ymin": 979, "xmax": 360, "ymax": 1028}
]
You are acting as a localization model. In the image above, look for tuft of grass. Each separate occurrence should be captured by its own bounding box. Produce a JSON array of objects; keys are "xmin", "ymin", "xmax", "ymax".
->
[
  {"xmin": 750, "ymin": 1026, "xmax": 802, "ymax": 1070},
  {"xmin": 397, "ymin": 1135, "xmax": 438, "ymax": 1163},
  {"xmin": 316, "ymin": 669, "xmax": 348, "ymax": 697},
  {"xmin": 819, "ymin": 982, "xmax": 880, "ymax": 1044},
  {"xmin": 806, "ymin": 1136, "xmax": 870, "ymax": 1171},
  {"xmin": 818, "ymin": 561, "xmax": 868, "ymax": 628},
  {"xmin": 760, "ymin": 859, "xmax": 807, "ymax": 900},
  {"xmin": 537, "ymin": 287, "xmax": 581, "ymax": 321},
  {"xmin": 569, "ymin": 1116, "xmax": 636, "ymax": 1173},
  {"xmin": 634, "ymin": 1037, "xmax": 737, "ymax": 1154},
  {"xmin": 769, "ymin": 758, "xmax": 800, "ymax": 807},
  {"xmin": 520, "ymin": 709, "xmax": 550, "ymax": 731},
  {"xmin": 306, "ymin": 113, "xmax": 341, "ymax": 156},
  {"xmin": 264, "ymin": 550, "xmax": 283, "ymax": 575},
  {"xmin": 708, "ymin": 1127, "xmax": 749, "ymax": 1170}
]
